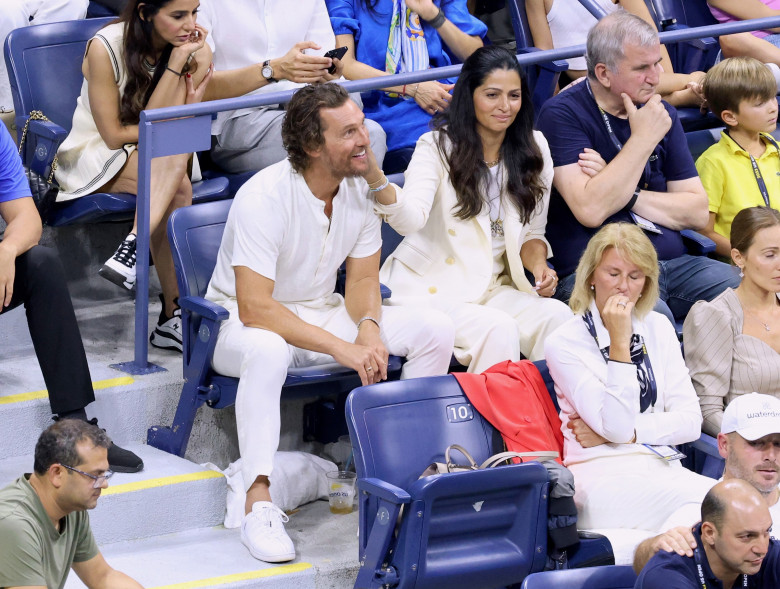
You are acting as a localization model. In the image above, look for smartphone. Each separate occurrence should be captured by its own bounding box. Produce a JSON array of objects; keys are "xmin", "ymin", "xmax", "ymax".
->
[{"xmin": 324, "ymin": 46, "xmax": 348, "ymax": 74}]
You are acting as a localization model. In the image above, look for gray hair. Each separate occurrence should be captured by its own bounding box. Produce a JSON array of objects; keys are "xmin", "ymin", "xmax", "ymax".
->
[{"xmin": 585, "ymin": 10, "xmax": 659, "ymax": 78}]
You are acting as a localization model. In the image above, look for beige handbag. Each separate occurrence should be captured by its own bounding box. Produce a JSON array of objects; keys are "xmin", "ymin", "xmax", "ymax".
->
[{"xmin": 419, "ymin": 444, "xmax": 559, "ymax": 479}]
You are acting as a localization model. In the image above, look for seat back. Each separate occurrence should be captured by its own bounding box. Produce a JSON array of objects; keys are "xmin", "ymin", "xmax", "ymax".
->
[
  {"xmin": 521, "ymin": 565, "xmax": 637, "ymax": 589},
  {"xmin": 347, "ymin": 375, "xmax": 549, "ymax": 589},
  {"xmin": 168, "ymin": 199, "xmax": 231, "ymax": 300},
  {"xmin": 5, "ymin": 18, "xmax": 113, "ymax": 135}
]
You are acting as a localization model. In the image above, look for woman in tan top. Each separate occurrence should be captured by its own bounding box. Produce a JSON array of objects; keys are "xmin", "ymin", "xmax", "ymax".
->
[{"xmin": 684, "ymin": 206, "xmax": 780, "ymax": 436}]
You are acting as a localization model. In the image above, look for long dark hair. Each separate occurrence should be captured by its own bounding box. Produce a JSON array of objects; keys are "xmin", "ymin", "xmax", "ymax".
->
[
  {"xmin": 433, "ymin": 45, "xmax": 545, "ymax": 224},
  {"xmin": 116, "ymin": 0, "xmax": 177, "ymax": 125}
]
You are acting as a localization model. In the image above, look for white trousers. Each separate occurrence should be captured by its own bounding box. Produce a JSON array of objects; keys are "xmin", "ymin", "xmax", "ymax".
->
[
  {"xmin": 429, "ymin": 284, "xmax": 572, "ymax": 373},
  {"xmin": 211, "ymin": 299, "xmax": 455, "ymax": 491},
  {"xmin": 570, "ymin": 454, "xmax": 716, "ymax": 532}
]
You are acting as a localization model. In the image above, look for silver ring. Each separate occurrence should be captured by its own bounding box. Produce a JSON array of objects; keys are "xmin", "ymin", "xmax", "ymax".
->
[
  {"xmin": 433, "ymin": 108, "xmax": 439, "ymax": 115},
  {"xmin": 617, "ymin": 301, "xmax": 627, "ymax": 308},
  {"xmin": 366, "ymin": 367, "xmax": 373, "ymax": 372}
]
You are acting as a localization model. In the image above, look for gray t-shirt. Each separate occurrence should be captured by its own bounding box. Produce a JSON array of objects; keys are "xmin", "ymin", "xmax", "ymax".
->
[{"xmin": 0, "ymin": 475, "xmax": 99, "ymax": 589}]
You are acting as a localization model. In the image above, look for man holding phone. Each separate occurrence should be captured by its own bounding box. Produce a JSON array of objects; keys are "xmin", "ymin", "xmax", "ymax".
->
[{"xmin": 197, "ymin": 0, "xmax": 388, "ymax": 174}]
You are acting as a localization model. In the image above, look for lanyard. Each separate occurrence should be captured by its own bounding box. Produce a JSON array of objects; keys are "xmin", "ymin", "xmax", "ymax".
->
[
  {"xmin": 694, "ymin": 546, "xmax": 748, "ymax": 589},
  {"xmin": 585, "ymin": 80, "xmax": 653, "ymax": 190},
  {"xmin": 726, "ymin": 131, "xmax": 780, "ymax": 208},
  {"xmin": 582, "ymin": 310, "xmax": 657, "ymax": 411}
]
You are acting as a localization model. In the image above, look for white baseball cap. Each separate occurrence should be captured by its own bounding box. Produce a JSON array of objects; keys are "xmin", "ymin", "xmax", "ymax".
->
[{"xmin": 721, "ymin": 393, "xmax": 780, "ymax": 441}]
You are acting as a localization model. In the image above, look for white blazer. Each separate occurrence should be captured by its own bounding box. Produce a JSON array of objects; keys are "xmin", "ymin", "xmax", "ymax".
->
[{"xmin": 376, "ymin": 130, "xmax": 555, "ymax": 304}]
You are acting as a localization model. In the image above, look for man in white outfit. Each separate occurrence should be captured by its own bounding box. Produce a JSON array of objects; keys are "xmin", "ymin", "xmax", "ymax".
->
[
  {"xmin": 197, "ymin": 0, "xmax": 387, "ymax": 174},
  {"xmin": 634, "ymin": 393, "xmax": 780, "ymax": 571},
  {"xmin": 204, "ymin": 83, "xmax": 454, "ymax": 563}
]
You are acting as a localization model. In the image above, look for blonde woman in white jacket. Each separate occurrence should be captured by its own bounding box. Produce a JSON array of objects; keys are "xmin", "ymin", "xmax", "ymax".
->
[{"xmin": 372, "ymin": 46, "xmax": 572, "ymax": 372}]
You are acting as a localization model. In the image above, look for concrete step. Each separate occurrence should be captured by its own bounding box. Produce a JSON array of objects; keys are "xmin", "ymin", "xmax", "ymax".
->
[
  {"xmin": 0, "ymin": 444, "xmax": 226, "ymax": 544},
  {"xmin": 63, "ymin": 501, "xmax": 360, "ymax": 589}
]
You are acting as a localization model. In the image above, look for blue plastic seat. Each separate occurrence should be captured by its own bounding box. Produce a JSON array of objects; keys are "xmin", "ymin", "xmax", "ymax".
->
[
  {"xmin": 521, "ymin": 565, "xmax": 638, "ymax": 589},
  {"xmin": 147, "ymin": 199, "xmax": 403, "ymax": 456},
  {"xmin": 4, "ymin": 18, "xmax": 229, "ymax": 227},
  {"xmin": 506, "ymin": 0, "xmax": 569, "ymax": 114},
  {"xmin": 346, "ymin": 366, "xmax": 613, "ymax": 589}
]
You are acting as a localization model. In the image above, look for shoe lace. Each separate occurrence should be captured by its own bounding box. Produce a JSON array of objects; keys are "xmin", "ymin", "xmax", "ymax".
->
[
  {"xmin": 257, "ymin": 504, "xmax": 290, "ymax": 528},
  {"xmin": 114, "ymin": 237, "xmax": 137, "ymax": 269}
]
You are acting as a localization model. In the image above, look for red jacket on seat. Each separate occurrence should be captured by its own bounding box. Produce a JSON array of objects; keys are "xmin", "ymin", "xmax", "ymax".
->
[{"xmin": 454, "ymin": 360, "xmax": 564, "ymax": 464}]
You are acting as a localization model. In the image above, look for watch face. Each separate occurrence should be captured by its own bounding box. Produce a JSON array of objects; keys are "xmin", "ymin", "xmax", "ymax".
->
[{"xmin": 262, "ymin": 64, "xmax": 273, "ymax": 79}]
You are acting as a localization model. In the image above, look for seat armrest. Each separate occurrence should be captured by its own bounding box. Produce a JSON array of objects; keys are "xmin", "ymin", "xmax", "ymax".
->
[
  {"xmin": 28, "ymin": 119, "xmax": 68, "ymax": 143},
  {"xmin": 681, "ymin": 229, "xmax": 715, "ymax": 255},
  {"xmin": 380, "ymin": 283, "xmax": 392, "ymax": 300},
  {"xmin": 178, "ymin": 295, "xmax": 230, "ymax": 322},
  {"xmin": 517, "ymin": 46, "xmax": 569, "ymax": 72},
  {"xmin": 692, "ymin": 433, "xmax": 719, "ymax": 457},
  {"xmin": 358, "ymin": 477, "xmax": 411, "ymax": 504}
]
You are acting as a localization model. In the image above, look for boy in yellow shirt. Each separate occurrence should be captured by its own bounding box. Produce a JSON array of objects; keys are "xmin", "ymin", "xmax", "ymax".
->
[{"xmin": 697, "ymin": 57, "xmax": 780, "ymax": 257}]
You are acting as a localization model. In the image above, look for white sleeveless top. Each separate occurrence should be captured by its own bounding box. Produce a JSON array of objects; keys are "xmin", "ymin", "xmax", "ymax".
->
[
  {"xmin": 55, "ymin": 22, "xmax": 139, "ymax": 201},
  {"xmin": 547, "ymin": 0, "xmax": 618, "ymax": 71}
]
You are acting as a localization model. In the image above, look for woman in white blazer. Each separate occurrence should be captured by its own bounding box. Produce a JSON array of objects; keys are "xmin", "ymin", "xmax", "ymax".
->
[{"xmin": 373, "ymin": 45, "xmax": 572, "ymax": 372}]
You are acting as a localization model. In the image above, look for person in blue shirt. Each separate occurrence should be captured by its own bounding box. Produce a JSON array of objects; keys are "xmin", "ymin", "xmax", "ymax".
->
[
  {"xmin": 0, "ymin": 125, "xmax": 142, "ymax": 473},
  {"xmin": 535, "ymin": 11, "xmax": 739, "ymax": 324},
  {"xmin": 327, "ymin": 0, "xmax": 487, "ymax": 171},
  {"xmin": 636, "ymin": 479, "xmax": 780, "ymax": 589}
]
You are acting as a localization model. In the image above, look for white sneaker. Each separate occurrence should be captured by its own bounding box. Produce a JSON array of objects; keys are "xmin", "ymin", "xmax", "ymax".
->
[
  {"xmin": 99, "ymin": 233, "xmax": 137, "ymax": 290},
  {"xmin": 240, "ymin": 502, "xmax": 295, "ymax": 563}
]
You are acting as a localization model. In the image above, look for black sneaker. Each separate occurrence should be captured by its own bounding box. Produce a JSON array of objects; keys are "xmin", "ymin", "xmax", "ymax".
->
[
  {"xmin": 150, "ymin": 294, "xmax": 183, "ymax": 352},
  {"xmin": 86, "ymin": 418, "xmax": 144, "ymax": 473},
  {"xmin": 99, "ymin": 233, "xmax": 137, "ymax": 290}
]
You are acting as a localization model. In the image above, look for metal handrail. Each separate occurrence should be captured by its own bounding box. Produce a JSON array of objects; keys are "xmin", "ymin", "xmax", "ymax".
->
[{"xmin": 125, "ymin": 14, "xmax": 780, "ymax": 372}]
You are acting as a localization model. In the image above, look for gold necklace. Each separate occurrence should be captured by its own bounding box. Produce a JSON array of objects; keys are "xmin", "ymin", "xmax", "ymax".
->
[{"xmin": 484, "ymin": 158, "xmax": 500, "ymax": 168}]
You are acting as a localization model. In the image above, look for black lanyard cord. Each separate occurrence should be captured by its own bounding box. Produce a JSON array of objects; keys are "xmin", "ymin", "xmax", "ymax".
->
[{"xmin": 725, "ymin": 131, "xmax": 780, "ymax": 208}]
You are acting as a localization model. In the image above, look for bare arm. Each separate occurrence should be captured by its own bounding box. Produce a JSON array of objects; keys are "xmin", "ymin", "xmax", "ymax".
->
[
  {"xmin": 0, "ymin": 197, "xmax": 42, "ymax": 307},
  {"xmin": 345, "ymin": 251, "xmax": 389, "ymax": 382},
  {"xmin": 72, "ymin": 553, "xmax": 144, "ymax": 589},
  {"xmin": 520, "ymin": 238, "xmax": 557, "ymax": 298},
  {"xmin": 708, "ymin": 0, "xmax": 780, "ymax": 33},
  {"xmin": 700, "ymin": 211, "xmax": 732, "ymax": 257},
  {"xmin": 630, "ymin": 176, "xmax": 709, "ymax": 231},
  {"xmin": 407, "ymin": 0, "xmax": 483, "ymax": 62},
  {"xmin": 84, "ymin": 27, "xmax": 211, "ymax": 150},
  {"xmin": 234, "ymin": 265, "xmax": 383, "ymax": 385},
  {"xmin": 633, "ymin": 526, "xmax": 698, "ymax": 574},
  {"xmin": 336, "ymin": 33, "xmax": 453, "ymax": 115},
  {"xmin": 526, "ymin": 0, "xmax": 554, "ymax": 51}
]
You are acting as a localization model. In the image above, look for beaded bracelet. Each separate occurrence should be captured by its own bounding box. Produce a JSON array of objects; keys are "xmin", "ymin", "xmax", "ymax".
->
[
  {"xmin": 368, "ymin": 178, "xmax": 390, "ymax": 193},
  {"xmin": 357, "ymin": 316, "xmax": 380, "ymax": 330}
]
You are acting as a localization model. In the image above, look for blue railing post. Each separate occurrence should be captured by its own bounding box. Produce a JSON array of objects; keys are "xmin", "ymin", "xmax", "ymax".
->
[{"xmin": 111, "ymin": 14, "xmax": 780, "ymax": 373}]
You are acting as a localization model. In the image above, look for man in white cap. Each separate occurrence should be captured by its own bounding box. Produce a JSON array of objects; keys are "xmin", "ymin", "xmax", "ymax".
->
[{"xmin": 634, "ymin": 392, "xmax": 780, "ymax": 571}]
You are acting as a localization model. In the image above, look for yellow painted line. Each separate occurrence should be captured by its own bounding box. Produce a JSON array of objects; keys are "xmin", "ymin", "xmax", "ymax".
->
[
  {"xmin": 103, "ymin": 470, "xmax": 224, "ymax": 496},
  {"xmin": 0, "ymin": 377, "xmax": 135, "ymax": 405},
  {"xmin": 150, "ymin": 562, "xmax": 313, "ymax": 589}
]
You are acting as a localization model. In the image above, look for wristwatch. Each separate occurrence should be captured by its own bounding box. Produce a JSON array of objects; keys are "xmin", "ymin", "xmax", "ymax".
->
[{"xmin": 261, "ymin": 60, "xmax": 277, "ymax": 83}]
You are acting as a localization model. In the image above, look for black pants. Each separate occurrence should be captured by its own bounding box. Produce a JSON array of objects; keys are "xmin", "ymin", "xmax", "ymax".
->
[{"xmin": 0, "ymin": 246, "xmax": 94, "ymax": 414}]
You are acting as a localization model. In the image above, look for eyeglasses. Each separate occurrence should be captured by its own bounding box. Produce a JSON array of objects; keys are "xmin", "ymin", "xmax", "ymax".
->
[{"xmin": 59, "ymin": 464, "xmax": 114, "ymax": 488}]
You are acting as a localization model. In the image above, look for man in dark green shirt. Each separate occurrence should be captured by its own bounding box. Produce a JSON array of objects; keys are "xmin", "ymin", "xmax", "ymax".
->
[{"xmin": 0, "ymin": 420, "xmax": 143, "ymax": 589}]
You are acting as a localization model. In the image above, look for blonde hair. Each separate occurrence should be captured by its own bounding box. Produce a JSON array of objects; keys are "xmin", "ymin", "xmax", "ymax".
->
[
  {"xmin": 569, "ymin": 223, "xmax": 660, "ymax": 317},
  {"xmin": 704, "ymin": 57, "xmax": 777, "ymax": 125}
]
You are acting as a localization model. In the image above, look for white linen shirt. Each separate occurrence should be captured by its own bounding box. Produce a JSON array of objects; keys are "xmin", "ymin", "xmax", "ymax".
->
[
  {"xmin": 205, "ymin": 159, "xmax": 381, "ymax": 307},
  {"xmin": 544, "ymin": 300, "xmax": 702, "ymax": 467},
  {"xmin": 197, "ymin": 0, "xmax": 336, "ymax": 134}
]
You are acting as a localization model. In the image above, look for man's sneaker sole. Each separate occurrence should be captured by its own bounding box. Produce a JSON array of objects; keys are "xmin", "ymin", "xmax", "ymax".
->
[
  {"xmin": 150, "ymin": 328, "xmax": 183, "ymax": 352},
  {"xmin": 99, "ymin": 264, "xmax": 136, "ymax": 290},
  {"xmin": 240, "ymin": 533, "xmax": 296, "ymax": 563}
]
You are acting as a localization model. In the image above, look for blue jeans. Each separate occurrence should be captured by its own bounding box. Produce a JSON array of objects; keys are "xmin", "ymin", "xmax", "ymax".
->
[{"xmin": 554, "ymin": 255, "xmax": 740, "ymax": 324}]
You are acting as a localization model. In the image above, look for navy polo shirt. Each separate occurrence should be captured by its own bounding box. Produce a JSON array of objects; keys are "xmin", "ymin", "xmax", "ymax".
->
[
  {"xmin": 635, "ymin": 524, "xmax": 780, "ymax": 589},
  {"xmin": 0, "ymin": 125, "xmax": 31, "ymax": 204},
  {"xmin": 536, "ymin": 81, "xmax": 698, "ymax": 277}
]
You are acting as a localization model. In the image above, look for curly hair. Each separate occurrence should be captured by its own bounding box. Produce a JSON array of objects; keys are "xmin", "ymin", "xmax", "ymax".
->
[
  {"xmin": 282, "ymin": 84, "xmax": 351, "ymax": 173},
  {"xmin": 34, "ymin": 419, "xmax": 111, "ymax": 475}
]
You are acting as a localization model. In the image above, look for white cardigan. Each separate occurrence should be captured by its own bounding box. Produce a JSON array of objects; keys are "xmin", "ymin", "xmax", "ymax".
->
[
  {"xmin": 544, "ymin": 301, "xmax": 703, "ymax": 467},
  {"xmin": 376, "ymin": 130, "xmax": 554, "ymax": 304}
]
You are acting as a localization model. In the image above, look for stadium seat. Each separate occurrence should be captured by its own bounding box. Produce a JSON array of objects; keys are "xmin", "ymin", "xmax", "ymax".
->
[
  {"xmin": 146, "ymin": 199, "xmax": 404, "ymax": 457},
  {"xmin": 680, "ymin": 433, "xmax": 724, "ymax": 480},
  {"xmin": 345, "ymin": 367, "xmax": 613, "ymax": 589},
  {"xmin": 506, "ymin": 0, "xmax": 569, "ymax": 114},
  {"xmin": 521, "ymin": 565, "xmax": 638, "ymax": 589},
  {"xmin": 649, "ymin": 0, "xmax": 720, "ymax": 72},
  {"xmin": 4, "ymin": 18, "xmax": 229, "ymax": 227},
  {"xmin": 86, "ymin": 1, "xmax": 120, "ymax": 18}
]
